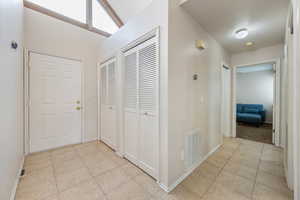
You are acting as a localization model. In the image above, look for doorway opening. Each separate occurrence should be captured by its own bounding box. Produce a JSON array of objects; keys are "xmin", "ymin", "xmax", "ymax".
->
[{"xmin": 234, "ymin": 61, "xmax": 280, "ymax": 145}]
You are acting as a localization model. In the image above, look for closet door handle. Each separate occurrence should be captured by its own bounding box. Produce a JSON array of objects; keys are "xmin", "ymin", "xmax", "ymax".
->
[{"xmin": 144, "ymin": 112, "xmax": 148, "ymax": 116}]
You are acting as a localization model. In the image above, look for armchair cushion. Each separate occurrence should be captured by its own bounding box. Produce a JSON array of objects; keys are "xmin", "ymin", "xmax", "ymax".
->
[{"xmin": 244, "ymin": 107, "xmax": 259, "ymax": 114}]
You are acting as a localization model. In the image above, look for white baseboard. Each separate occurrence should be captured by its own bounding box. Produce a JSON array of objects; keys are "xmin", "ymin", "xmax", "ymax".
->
[
  {"xmin": 116, "ymin": 151, "xmax": 123, "ymax": 158},
  {"xmin": 84, "ymin": 138, "xmax": 98, "ymax": 143},
  {"xmin": 10, "ymin": 156, "xmax": 24, "ymax": 200},
  {"xmin": 159, "ymin": 144, "xmax": 221, "ymax": 193},
  {"xmin": 158, "ymin": 182, "xmax": 169, "ymax": 193}
]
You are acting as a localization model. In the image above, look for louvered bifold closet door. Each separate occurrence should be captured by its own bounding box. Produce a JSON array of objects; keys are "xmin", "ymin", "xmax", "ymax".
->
[
  {"xmin": 100, "ymin": 59, "xmax": 117, "ymax": 149},
  {"xmin": 124, "ymin": 51, "xmax": 139, "ymax": 164},
  {"xmin": 138, "ymin": 37, "xmax": 159, "ymax": 179},
  {"xmin": 107, "ymin": 62, "xmax": 115, "ymax": 106}
]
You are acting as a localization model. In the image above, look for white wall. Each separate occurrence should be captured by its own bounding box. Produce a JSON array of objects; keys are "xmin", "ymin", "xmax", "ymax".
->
[
  {"xmin": 168, "ymin": 0, "xmax": 231, "ymax": 186},
  {"xmin": 108, "ymin": 0, "xmax": 152, "ymax": 23},
  {"xmin": 0, "ymin": 0, "xmax": 24, "ymax": 199},
  {"xmin": 24, "ymin": 8, "xmax": 106, "ymax": 142},
  {"xmin": 282, "ymin": 4, "xmax": 294, "ymax": 190},
  {"xmin": 97, "ymin": 0, "xmax": 169, "ymax": 187},
  {"xmin": 231, "ymin": 44, "xmax": 284, "ymax": 67},
  {"xmin": 98, "ymin": 0, "xmax": 231, "ymax": 189},
  {"xmin": 236, "ymin": 70, "xmax": 274, "ymax": 123}
]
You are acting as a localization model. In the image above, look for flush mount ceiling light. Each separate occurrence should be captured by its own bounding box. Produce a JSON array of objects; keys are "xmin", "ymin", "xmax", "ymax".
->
[
  {"xmin": 235, "ymin": 28, "xmax": 249, "ymax": 39},
  {"xmin": 246, "ymin": 41, "xmax": 254, "ymax": 46}
]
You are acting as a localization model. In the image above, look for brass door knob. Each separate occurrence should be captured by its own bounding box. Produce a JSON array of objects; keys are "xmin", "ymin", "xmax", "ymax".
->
[{"xmin": 76, "ymin": 106, "xmax": 81, "ymax": 110}]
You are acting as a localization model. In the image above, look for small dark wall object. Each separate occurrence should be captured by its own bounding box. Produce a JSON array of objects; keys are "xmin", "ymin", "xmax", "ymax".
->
[
  {"xmin": 193, "ymin": 74, "xmax": 198, "ymax": 80},
  {"xmin": 11, "ymin": 41, "xmax": 18, "ymax": 49},
  {"xmin": 20, "ymin": 169, "xmax": 25, "ymax": 177}
]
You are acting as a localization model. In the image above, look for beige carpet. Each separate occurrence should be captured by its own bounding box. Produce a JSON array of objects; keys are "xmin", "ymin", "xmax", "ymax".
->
[{"xmin": 236, "ymin": 123, "xmax": 273, "ymax": 144}]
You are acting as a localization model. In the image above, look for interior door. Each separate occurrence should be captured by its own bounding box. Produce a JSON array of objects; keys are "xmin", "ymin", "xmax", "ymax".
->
[
  {"xmin": 100, "ymin": 66, "xmax": 109, "ymax": 145},
  {"xmin": 29, "ymin": 53, "xmax": 82, "ymax": 153},
  {"xmin": 124, "ymin": 51, "xmax": 139, "ymax": 164},
  {"xmin": 124, "ymin": 36, "xmax": 159, "ymax": 179},
  {"xmin": 138, "ymin": 40, "xmax": 159, "ymax": 179},
  {"xmin": 100, "ymin": 59, "xmax": 117, "ymax": 149}
]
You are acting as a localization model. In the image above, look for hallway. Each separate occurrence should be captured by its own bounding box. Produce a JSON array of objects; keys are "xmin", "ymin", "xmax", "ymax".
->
[{"xmin": 16, "ymin": 137, "xmax": 292, "ymax": 200}]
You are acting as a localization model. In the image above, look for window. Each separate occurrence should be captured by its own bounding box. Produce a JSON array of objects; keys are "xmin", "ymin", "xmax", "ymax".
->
[
  {"xmin": 92, "ymin": 0, "xmax": 119, "ymax": 34},
  {"xmin": 24, "ymin": 0, "xmax": 123, "ymax": 37},
  {"xmin": 26, "ymin": 0, "xmax": 86, "ymax": 23}
]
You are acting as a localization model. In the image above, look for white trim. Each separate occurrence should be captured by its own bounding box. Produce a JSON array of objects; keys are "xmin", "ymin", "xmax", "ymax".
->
[
  {"xmin": 24, "ymin": 50, "xmax": 85, "ymax": 153},
  {"xmin": 9, "ymin": 156, "xmax": 24, "ymax": 200},
  {"xmin": 81, "ymin": 56, "xmax": 86, "ymax": 143},
  {"xmin": 231, "ymin": 58, "xmax": 281, "ymax": 146},
  {"xmin": 292, "ymin": 0, "xmax": 300, "ymax": 198},
  {"xmin": 121, "ymin": 28, "xmax": 159, "ymax": 53},
  {"xmin": 84, "ymin": 138, "xmax": 98, "ymax": 143},
  {"xmin": 221, "ymin": 61, "xmax": 232, "ymax": 139},
  {"xmin": 97, "ymin": 63, "xmax": 101, "ymax": 142},
  {"xmin": 159, "ymin": 144, "xmax": 222, "ymax": 193},
  {"xmin": 274, "ymin": 61, "xmax": 281, "ymax": 146},
  {"xmin": 232, "ymin": 66, "xmax": 237, "ymax": 138},
  {"xmin": 24, "ymin": 49, "xmax": 30, "ymax": 155}
]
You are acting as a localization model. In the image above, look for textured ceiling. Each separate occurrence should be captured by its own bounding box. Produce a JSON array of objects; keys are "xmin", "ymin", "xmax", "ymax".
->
[{"xmin": 181, "ymin": 0, "xmax": 290, "ymax": 53}]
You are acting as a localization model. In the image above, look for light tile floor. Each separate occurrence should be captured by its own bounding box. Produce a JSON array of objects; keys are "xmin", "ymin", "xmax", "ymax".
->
[{"xmin": 16, "ymin": 138, "xmax": 293, "ymax": 200}]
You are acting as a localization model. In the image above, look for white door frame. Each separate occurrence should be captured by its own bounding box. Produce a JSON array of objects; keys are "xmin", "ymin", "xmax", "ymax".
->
[
  {"xmin": 291, "ymin": 0, "xmax": 300, "ymax": 198},
  {"xmin": 221, "ymin": 62, "xmax": 231, "ymax": 142},
  {"xmin": 24, "ymin": 49, "xmax": 85, "ymax": 154},
  {"xmin": 231, "ymin": 58, "xmax": 281, "ymax": 146}
]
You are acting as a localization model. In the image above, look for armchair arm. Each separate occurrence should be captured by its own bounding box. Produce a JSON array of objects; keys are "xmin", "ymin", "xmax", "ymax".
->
[{"xmin": 259, "ymin": 109, "xmax": 266, "ymax": 122}]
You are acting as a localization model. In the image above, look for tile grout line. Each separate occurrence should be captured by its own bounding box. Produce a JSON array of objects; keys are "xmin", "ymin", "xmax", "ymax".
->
[
  {"xmin": 74, "ymin": 140, "xmax": 110, "ymax": 198},
  {"xmin": 251, "ymin": 143, "xmax": 265, "ymax": 199},
  {"xmin": 48, "ymin": 142, "xmax": 110, "ymax": 197},
  {"xmin": 199, "ymin": 140, "xmax": 242, "ymax": 199},
  {"xmin": 49, "ymin": 151, "xmax": 61, "ymax": 200},
  {"xmin": 74, "ymin": 140, "xmax": 146, "ymax": 199},
  {"xmin": 252, "ymin": 144, "xmax": 292, "ymax": 196}
]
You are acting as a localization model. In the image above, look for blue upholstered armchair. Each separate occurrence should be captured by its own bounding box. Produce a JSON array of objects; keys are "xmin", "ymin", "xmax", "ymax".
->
[{"xmin": 236, "ymin": 104, "xmax": 266, "ymax": 126}]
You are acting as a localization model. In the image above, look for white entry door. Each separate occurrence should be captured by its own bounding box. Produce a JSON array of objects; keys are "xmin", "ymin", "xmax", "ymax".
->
[
  {"xmin": 124, "ymin": 36, "xmax": 159, "ymax": 179},
  {"xmin": 29, "ymin": 52, "xmax": 82, "ymax": 153},
  {"xmin": 99, "ymin": 58, "xmax": 117, "ymax": 149}
]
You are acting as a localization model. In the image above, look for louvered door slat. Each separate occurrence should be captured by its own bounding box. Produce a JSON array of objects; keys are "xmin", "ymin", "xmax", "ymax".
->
[
  {"xmin": 125, "ymin": 52, "xmax": 138, "ymax": 112},
  {"xmin": 139, "ymin": 43, "xmax": 157, "ymax": 115},
  {"xmin": 107, "ymin": 62, "xmax": 115, "ymax": 106}
]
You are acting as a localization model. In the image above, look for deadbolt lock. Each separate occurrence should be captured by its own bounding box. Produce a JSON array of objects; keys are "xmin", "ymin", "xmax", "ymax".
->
[{"xmin": 76, "ymin": 100, "xmax": 80, "ymax": 104}]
